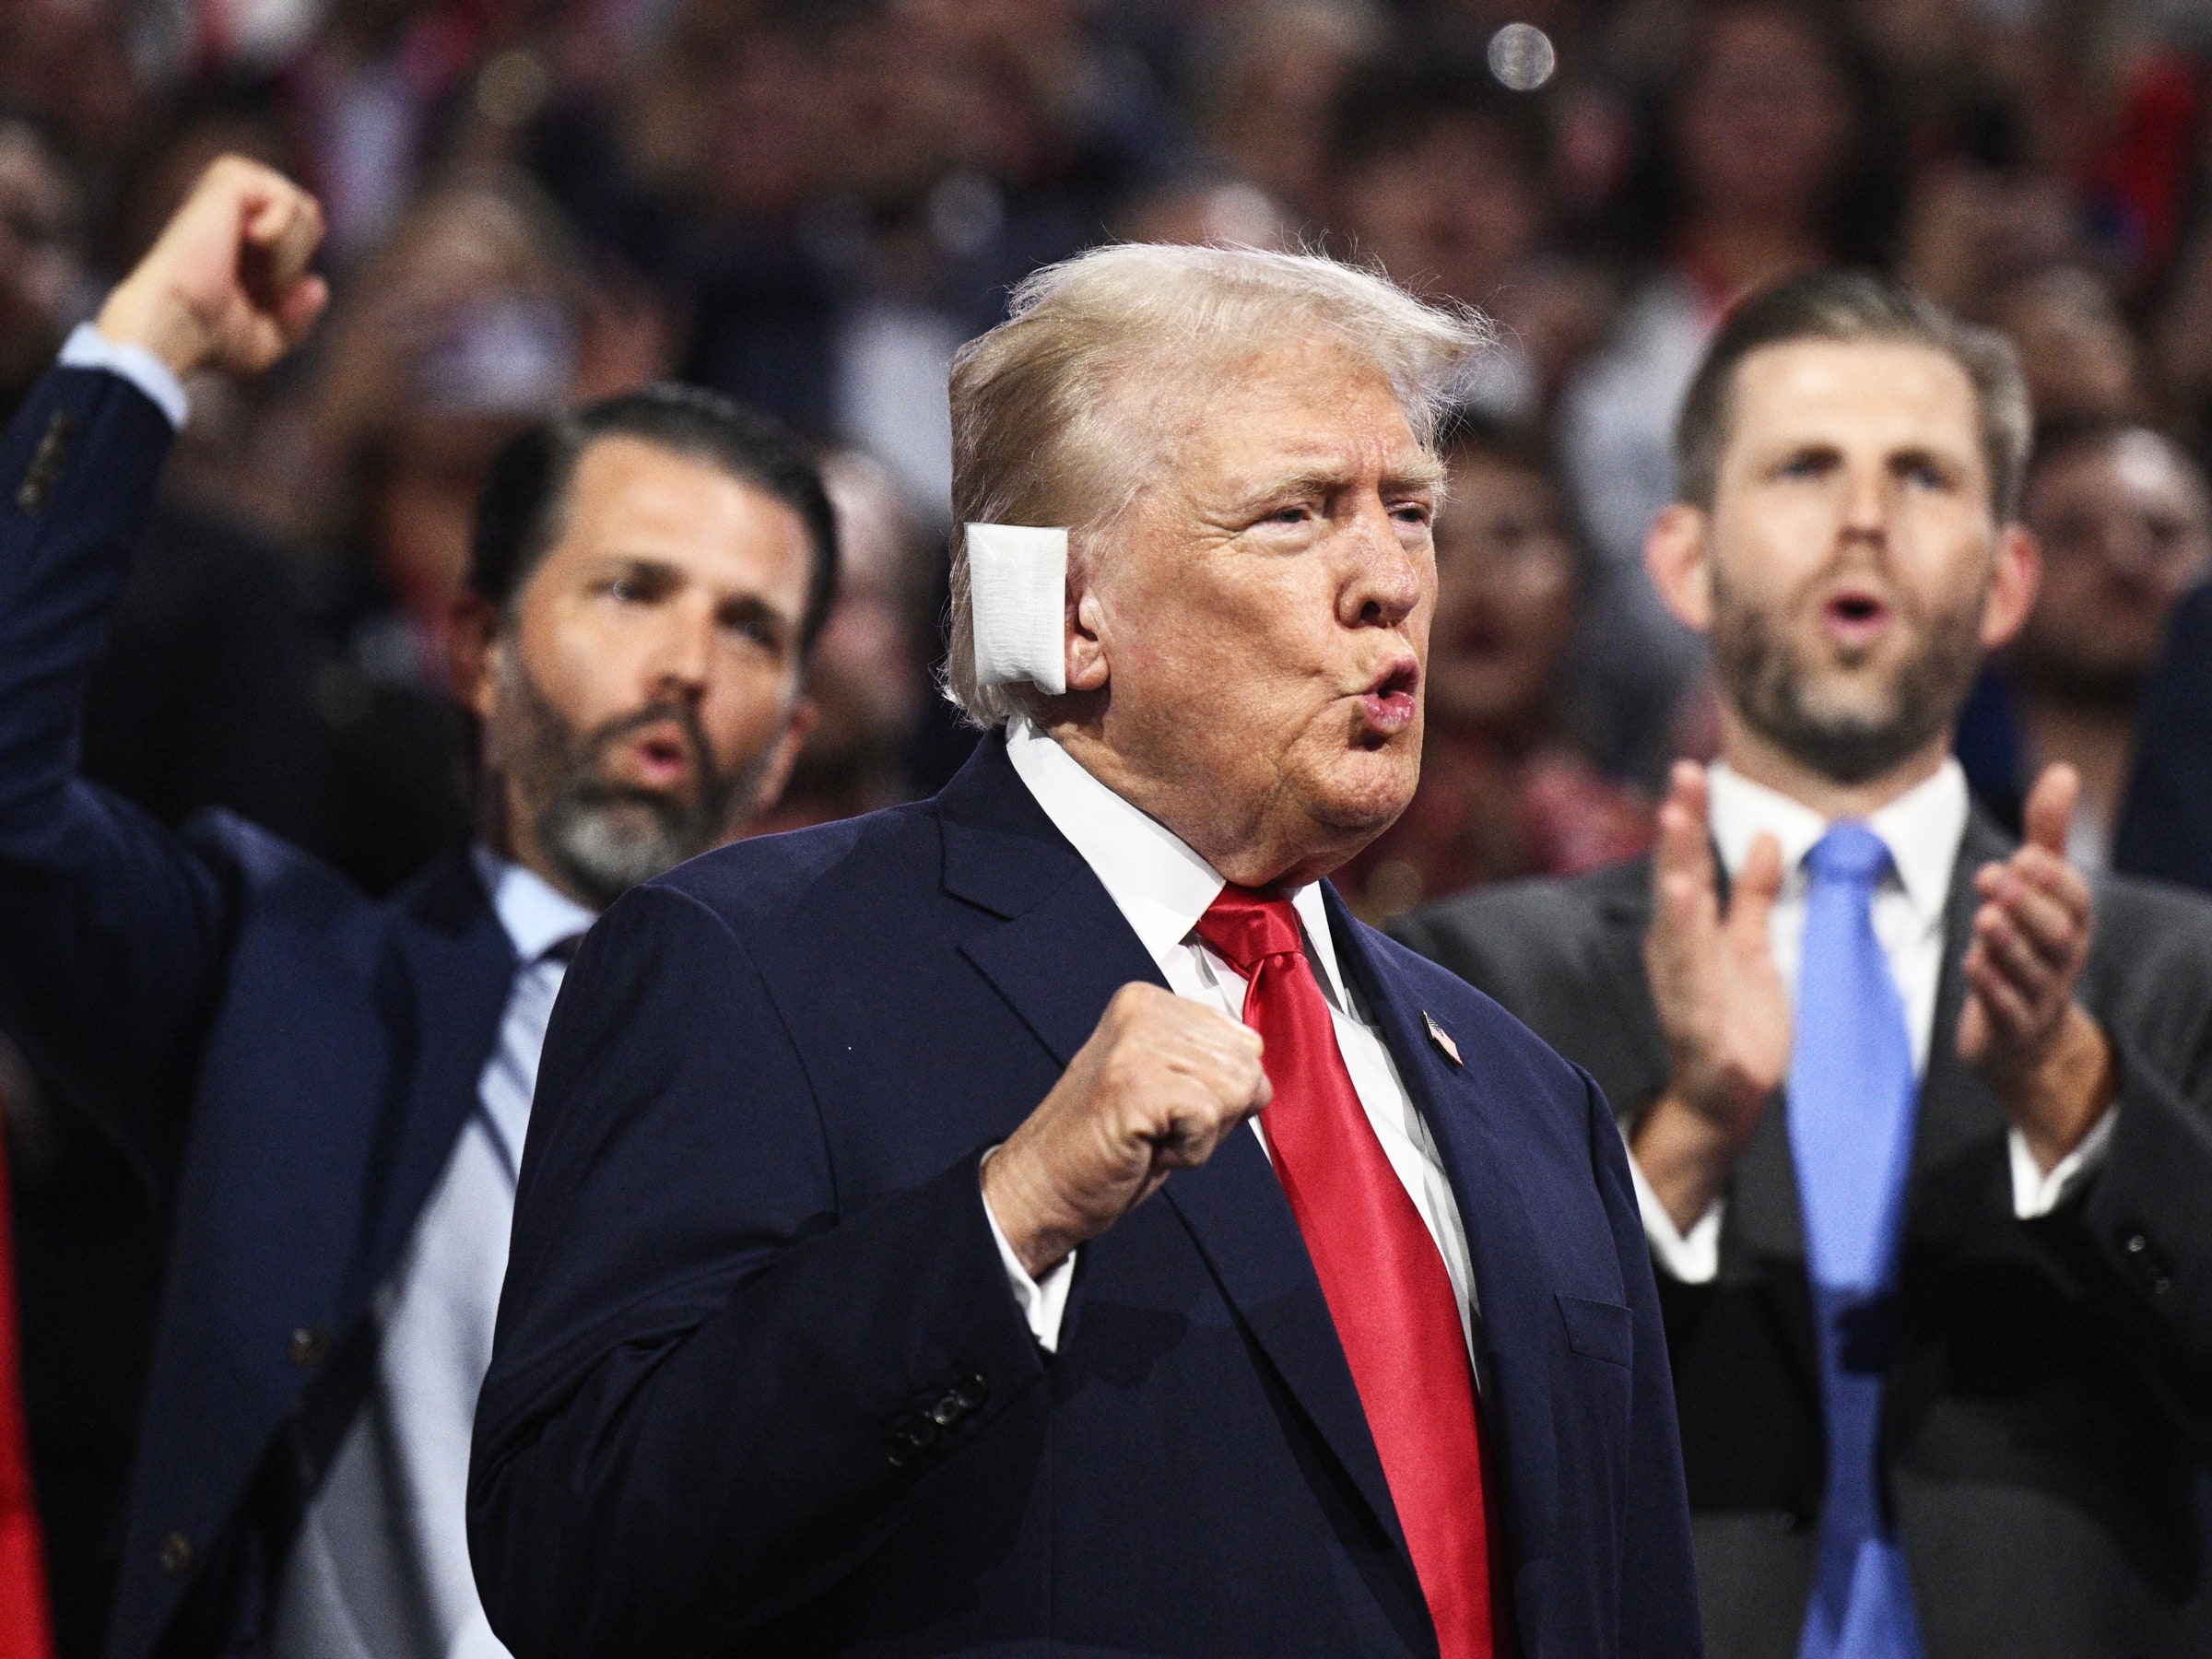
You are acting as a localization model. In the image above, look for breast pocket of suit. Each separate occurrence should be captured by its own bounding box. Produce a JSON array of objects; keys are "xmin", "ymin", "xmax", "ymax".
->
[{"xmin": 1552, "ymin": 1292, "xmax": 1635, "ymax": 1483}]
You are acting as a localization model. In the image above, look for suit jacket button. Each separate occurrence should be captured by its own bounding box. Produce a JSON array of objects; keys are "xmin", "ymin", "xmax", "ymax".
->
[
  {"xmin": 952, "ymin": 1372, "xmax": 988, "ymax": 1411},
  {"xmin": 930, "ymin": 1395, "xmax": 962, "ymax": 1428},
  {"xmin": 288, "ymin": 1325, "xmax": 330, "ymax": 1367},
  {"xmin": 159, "ymin": 1532, "xmax": 193, "ymax": 1576}
]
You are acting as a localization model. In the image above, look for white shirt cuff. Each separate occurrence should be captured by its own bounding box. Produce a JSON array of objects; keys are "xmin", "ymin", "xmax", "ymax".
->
[
  {"xmin": 2010, "ymin": 1108, "xmax": 2116, "ymax": 1218},
  {"xmin": 1629, "ymin": 1146, "xmax": 1724, "ymax": 1283},
  {"xmin": 980, "ymin": 1150, "xmax": 1075, "ymax": 1353},
  {"xmin": 58, "ymin": 322, "xmax": 190, "ymax": 429}
]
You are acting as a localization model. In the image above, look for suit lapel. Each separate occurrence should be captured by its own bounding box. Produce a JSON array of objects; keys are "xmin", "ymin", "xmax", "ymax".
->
[
  {"xmin": 938, "ymin": 740, "xmax": 1423, "ymax": 1586},
  {"xmin": 348, "ymin": 854, "xmax": 519, "ymax": 1307},
  {"xmin": 1326, "ymin": 888, "xmax": 1559, "ymax": 1613}
]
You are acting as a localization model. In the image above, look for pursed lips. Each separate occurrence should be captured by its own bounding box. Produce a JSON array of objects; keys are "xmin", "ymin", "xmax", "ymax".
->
[{"xmin": 1354, "ymin": 657, "xmax": 1421, "ymax": 735}]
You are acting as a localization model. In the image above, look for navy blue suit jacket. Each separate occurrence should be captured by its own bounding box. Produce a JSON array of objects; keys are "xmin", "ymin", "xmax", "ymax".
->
[
  {"xmin": 0, "ymin": 365, "xmax": 521, "ymax": 1658},
  {"xmin": 470, "ymin": 734, "xmax": 1701, "ymax": 1657}
]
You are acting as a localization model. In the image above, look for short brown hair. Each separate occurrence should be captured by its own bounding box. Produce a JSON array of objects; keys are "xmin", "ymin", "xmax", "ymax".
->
[{"xmin": 1674, "ymin": 269, "xmax": 2031, "ymax": 520}]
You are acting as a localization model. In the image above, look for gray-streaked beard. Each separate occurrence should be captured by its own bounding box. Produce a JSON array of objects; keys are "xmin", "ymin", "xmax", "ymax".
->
[
  {"xmin": 492, "ymin": 651, "xmax": 775, "ymax": 910},
  {"xmin": 1711, "ymin": 567, "xmax": 1985, "ymax": 787}
]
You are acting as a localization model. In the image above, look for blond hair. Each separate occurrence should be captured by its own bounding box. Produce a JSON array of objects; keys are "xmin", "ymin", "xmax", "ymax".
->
[{"xmin": 945, "ymin": 242, "xmax": 1490, "ymax": 725}]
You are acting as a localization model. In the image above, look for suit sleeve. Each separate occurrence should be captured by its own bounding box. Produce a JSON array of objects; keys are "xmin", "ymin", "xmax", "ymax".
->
[
  {"xmin": 469, "ymin": 880, "xmax": 1050, "ymax": 1657},
  {"xmin": 1579, "ymin": 1067, "xmax": 1705, "ymax": 1658},
  {"xmin": 2040, "ymin": 1024, "xmax": 2212, "ymax": 1451},
  {"xmin": 0, "ymin": 365, "xmax": 229, "ymax": 1174}
]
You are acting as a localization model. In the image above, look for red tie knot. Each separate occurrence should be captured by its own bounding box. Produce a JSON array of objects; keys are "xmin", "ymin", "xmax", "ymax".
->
[{"xmin": 1194, "ymin": 885, "xmax": 1304, "ymax": 973}]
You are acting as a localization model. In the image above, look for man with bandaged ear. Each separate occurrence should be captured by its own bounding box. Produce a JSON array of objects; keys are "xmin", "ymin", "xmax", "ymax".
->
[{"xmin": 469, "ymin": 248, "xmax": 1702, "ymax": 1658}]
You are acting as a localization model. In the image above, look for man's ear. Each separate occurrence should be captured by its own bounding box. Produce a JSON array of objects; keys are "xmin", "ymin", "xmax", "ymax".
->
[
  {"xmin": 447, "ymin": 592, "xmax": 503, "ymax": 720},
  {"xmin": 1065, "ymin": 579, "xmax": 1109, "ymax": 693},
  {"xmin": 1646, "ymin": 503, "xmax": 1716, "ymax": 634},
  {"xmin": 1979, "ymin": 523, "xmax": 2041, "ymax": 652},
  {"xmin": 744, "ymin": 694, "xmax": 818, "ymax": 827}
]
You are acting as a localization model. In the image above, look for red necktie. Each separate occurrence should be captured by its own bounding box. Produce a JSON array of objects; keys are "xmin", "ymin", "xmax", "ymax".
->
[
  {"xmin": 1195, "ymin": 888, "xmax": 1497, "ymax": 1659},
  {"xmin": 0, "ymin": 1133, "xmax": 54, "ymax": 1659}
]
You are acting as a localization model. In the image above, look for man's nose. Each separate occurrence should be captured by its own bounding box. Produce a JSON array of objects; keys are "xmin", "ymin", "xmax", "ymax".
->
[
  {"xmin": 1841, "ymin": 465, "xmax": 1888, "ymax": 542},
  {"xmin": 1343, "ymin": 503, "xmax": 1421, "ymax": 628},
  {"xmin": 647, "ymin": 605, "xmax": 714, "ymax": 703}
]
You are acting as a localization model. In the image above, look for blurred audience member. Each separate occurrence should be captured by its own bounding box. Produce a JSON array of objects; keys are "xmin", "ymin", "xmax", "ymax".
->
[
  {"xmin": 749, "ymin": 451, "xmax": 932, "ymax": 833},
  {"xmin": 1324, "ymin": 46, "xmax": 1595, "ymax": 420},
  {"xmin": 1988, "ymin": 265, "xmax": 2142, "ymax": 426},
  {"xmin": 287, "ymin": 0, "xmax": 489, "ymax": 263},
  {"xmin": 1959, "ymin": 420, "xmax": 2209, "ymax": 867},
  {"xmin": 1566, "ymin": 0, "xmax": 1893, "ymax": 566},
  {"xmin": 0, "ymin": 0, "xmax": 143, "ymax": 219},
  {"xmin": 1341, "ymin": 414, "xmax": 1652, "ymax": 924},
  {"xmin": 1560, "ymin": 0, "xmax": 1899, "ymax": 780},
  {"xmin": 313, "ymin": 171, "xmax": 601, "ymax": 631},
  {"xmin": 1195, "ymin": 0, "xmax": 1382, "ymax": 222}
]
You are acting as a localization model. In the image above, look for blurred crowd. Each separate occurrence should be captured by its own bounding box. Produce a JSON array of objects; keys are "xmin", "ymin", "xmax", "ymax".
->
[
  {"xmin": 2, "ymin": 0, "xmax": 2210, "ymax": 898},
  {"xmin": 6, "ymin": 0, "xmax": 2212, "ymax": 1651}
]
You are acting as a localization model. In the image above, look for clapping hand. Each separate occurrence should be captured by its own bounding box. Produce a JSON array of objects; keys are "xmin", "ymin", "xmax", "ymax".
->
[
  {"xmin": 1959, "ymin": 764, "xmax": 2115, "ymax": 1169},
  {"xmin": 1634, "ymin": 761, "xmax": 1792, "ymax": 1231}
]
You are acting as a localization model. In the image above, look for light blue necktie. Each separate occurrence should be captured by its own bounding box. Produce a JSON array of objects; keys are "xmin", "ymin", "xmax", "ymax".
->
[{"xmin": 1788, "ymin": 823, "xmax": 1924, "ymax": 1659}]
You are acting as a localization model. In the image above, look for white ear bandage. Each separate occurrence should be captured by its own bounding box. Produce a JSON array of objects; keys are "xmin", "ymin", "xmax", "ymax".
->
[{"xmin": 966, "ymin": 524, "xmax": 1069, "ymax": 695}]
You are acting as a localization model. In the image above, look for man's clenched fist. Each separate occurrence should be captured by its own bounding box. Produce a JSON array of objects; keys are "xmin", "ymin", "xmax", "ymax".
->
[
  {"xmin": 983, "ymin": 982, "xmax": 1271, "ymax": 1277},
  {"xmin": 96, "ymin": 155, "xmax": 326, "ymax": 382}
]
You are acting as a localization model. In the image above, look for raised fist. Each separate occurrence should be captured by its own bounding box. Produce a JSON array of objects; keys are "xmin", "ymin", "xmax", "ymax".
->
[
  {"xmin": 95, "ymin": 155, "xmax": 326, "ymax": 382},
  {"xmin": 983, "ymin": 982, "xmax": 1272, "ymax": 1277}
]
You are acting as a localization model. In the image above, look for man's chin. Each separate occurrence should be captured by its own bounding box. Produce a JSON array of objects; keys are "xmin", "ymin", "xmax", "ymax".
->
[{"xmin": 1309, "ymin": 752, "xmax": 1420, "ymax": 841}]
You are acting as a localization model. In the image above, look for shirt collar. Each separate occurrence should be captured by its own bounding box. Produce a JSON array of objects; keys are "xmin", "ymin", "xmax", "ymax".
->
[
  {"xmin": 1706, "ymin": 758, "xmax": 1968, "ymax": 928},
  {"xmin": 1003, "ymin": 722, "xmax": 1350, "ymax": 1005},
  {"xmin": 471, "ymin": 846, "xmax": 599, "ymax": 965}
]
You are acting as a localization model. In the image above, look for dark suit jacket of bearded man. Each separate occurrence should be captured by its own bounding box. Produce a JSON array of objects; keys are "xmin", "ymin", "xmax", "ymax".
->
[{"xmin": 1392, "ymin": 811, "xmax": 2212, "ymax": 1659}]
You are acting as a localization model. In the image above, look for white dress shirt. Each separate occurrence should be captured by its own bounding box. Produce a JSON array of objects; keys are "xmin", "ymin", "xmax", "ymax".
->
[
  {"xmin": 271, "ymin": 853, "xmax": 594, "ymax": 1659},
  {"xmin": 59, "ymin": 322, "xmax": 191, "ymax": 427},
  {"xmin": 1633, "ymin": 759, "xmax": 2116, "ymax": 1282},
  {"xmin": 988, "ymin": 721, "xmax": 1479, "ymax": 1357}
]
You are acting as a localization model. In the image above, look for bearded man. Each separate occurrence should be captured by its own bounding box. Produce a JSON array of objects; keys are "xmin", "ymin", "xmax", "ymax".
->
[
  {"xmin": 1399, "ymin": 272, "xmax": 2212, "ymax": 1659},
  {"xmin": 0, "ymin": 159, "xmax": 830, "ymax": 1659}
]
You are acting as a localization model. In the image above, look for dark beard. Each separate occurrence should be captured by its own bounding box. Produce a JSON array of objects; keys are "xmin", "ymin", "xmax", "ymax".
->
[
  {"xmin": 492, "ymin": 653, "xmax": 771, "ymax": 909},
  {"xmin": 1712, "ymin": 569, "xmax": 1985, "ymax": 786}
]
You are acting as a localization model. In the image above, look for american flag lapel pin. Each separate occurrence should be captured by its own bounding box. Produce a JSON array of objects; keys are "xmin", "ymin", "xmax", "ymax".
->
[{"xmin": 1422, "ymin": 1011, "xmax": 1463, "ymax": 1068}]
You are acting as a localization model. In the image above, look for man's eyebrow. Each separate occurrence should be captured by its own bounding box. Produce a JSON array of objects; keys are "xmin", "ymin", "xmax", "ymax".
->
[
  {"xmin": 1384, "ymin": 454, "xmax": 1447, "ymax": 492},
  {"xmin": 1236, "ymin": 453, "xmax": 1447, "ymax": 500},
  {"xmin": 1887, "ymin": 443, "xmax": 1964, "ymax": 474},
  {"xmin": 719, "ymin": 590, "xmax": 795, "ymax": 628},
  {"xmin": 590, "ymin": 553, "xmax": 683, "ymax": 580}
]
